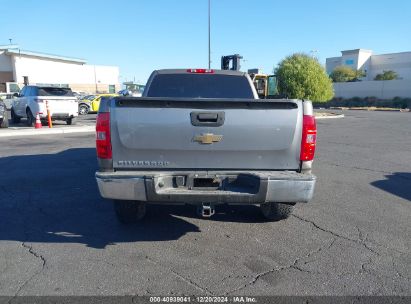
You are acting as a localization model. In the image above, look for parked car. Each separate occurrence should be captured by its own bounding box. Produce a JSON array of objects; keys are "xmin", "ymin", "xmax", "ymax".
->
[
  {"xmin": 0, "ymin": 93, "xmax": 15, "ymax": 110},
  {"xmin": 78, "ymin": 95, "xmax": 94, "ymax": 115},
  {"xmin": 73, "ymin": 91, "xmax": 88, "ymax": 101},
  {"xmin": 78, "ymin": 94, "xmax": 117, "ymax": 115},
  {"xmin": 11, "ymin": 86, "xmax": 78, "ymax": 126},
  {"xmin": 0, "ymin": 100, "xmax": 8, "ymax": 128},
  {"xmin": 118, "ymin": 89, "xmax": 142, "ymax": 97},
  {"xmin": 118, "ymin": 89, "xmax": 129, "ymax": 96},
  {"xmin": 95, "ymin": 69, "xmax": 317, "ymax": 223},
  {"xmin": 83, "ymin": 95, "xmax": 96, "ymax": 100}
]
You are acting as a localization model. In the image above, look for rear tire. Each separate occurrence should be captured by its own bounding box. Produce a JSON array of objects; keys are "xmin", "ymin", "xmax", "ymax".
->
[
  {"xmin": 78, "ymin": 104, "xmax": 89, "ymax": 115},
  {"xmin": 260, "ymin": 202, "xmax": 295, "ymax": 221},
  {"xmin": 26, "ymin": 109, "xmax": 35, "ymax": 127},
  {"xmin": 11, "ymin": 108, "xmax": 21, "ymax": 123},
  {"xmin": 114, "ymin": 200, "xmax": 146, "ymax": 224},
  {"xmin": 66, "ymin": 117, "xmax": 77, "ymax": 125}
]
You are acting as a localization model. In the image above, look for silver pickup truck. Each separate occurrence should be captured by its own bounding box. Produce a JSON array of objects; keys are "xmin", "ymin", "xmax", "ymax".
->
[{"xmin": 95, "ymin": 69, "xmax": 317, "ymax": 223}]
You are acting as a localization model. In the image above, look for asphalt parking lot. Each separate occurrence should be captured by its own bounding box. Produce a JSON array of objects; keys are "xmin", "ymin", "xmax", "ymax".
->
[{"xmin": 0, "ymin": 110, "xmax": 410, "ymax": 297}]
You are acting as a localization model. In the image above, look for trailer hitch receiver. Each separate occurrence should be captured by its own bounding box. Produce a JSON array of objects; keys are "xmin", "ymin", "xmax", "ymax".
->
[{"xmin": 199, "ymin": 203, "xmax": 215, "ymax": 218}]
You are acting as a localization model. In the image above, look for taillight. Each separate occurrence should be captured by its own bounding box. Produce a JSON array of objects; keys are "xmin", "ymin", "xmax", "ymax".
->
[
  {"xmin": 96, "ymin": 112, "xmax": 112, "ymax": 159},
  {"xmin": 300, "ymin": 115, "xmax": 317, "ymax": 161},
  {"xmin": 186, "ymin": 69, "xmax": 214, "ymax": 73}
]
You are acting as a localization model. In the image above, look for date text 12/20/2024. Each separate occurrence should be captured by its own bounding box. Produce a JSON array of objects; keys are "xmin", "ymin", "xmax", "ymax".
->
[{"xmin": 149, "ymin": 296, "xmax": 257, "ymax": 303}]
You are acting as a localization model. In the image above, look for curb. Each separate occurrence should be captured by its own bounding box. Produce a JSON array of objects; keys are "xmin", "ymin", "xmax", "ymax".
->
[
  {"xmin": 0, "ymin": 125, "xmax": 95, "ymax": 138},
  {"xmin": 329, "ymin": 107, "xmax": 410, "ymax": 112},
  {"xmin": 315, "ymin": 114, "xmax": 345, "ymax": 120}
]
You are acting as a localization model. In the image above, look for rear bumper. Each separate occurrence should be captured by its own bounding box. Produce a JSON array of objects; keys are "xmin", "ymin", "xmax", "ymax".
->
[
  {"xmin": 95, "ymin": 170, "xmax": 316, "ymax": 204},
  {"xmin": 39, "ymin": 113, "xmax": 77, "ymax": 120}
]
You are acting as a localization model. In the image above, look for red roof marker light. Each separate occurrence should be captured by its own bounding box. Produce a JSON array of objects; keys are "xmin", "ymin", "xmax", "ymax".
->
[{"xmin": 186, "ymin": 69, "xmax": 214, "ymax": 74}]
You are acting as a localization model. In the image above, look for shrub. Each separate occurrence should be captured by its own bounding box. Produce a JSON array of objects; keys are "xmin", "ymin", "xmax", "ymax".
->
[
  {"xmin": 330, "ymin": 66, "xmax": 364, "ymax": 82},
  {"xmin": 364, "ymin": 96, "xmax": 378, "ymax": 107},
  {"xmin": 312, "ymin": 96, "xmax": 411, "ymax": 109},
  {"xmin": 275, "ymin": 53, "xmax": 334, "ymax": 102},
  {"xmin": 374, "ymin": 70, "xmax": 398, "ymax": 80}
]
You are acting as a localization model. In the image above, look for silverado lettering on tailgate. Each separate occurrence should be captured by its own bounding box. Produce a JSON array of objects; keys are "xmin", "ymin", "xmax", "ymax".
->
[{"xmin": 117, "ymin": 160, "xmax": 170, "ymax": 167}]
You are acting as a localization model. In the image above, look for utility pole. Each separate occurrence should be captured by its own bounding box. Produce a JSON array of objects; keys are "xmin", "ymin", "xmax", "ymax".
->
[
  {"xmin": 208, "ymin": 0, "xmax": 211, "ymax": 69},
  {"xmin": 93, "ymin": 65, "xmax": 98, "ymax": 93}
]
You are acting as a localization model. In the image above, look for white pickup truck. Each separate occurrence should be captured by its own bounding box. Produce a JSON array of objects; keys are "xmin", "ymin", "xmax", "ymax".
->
[
  {"xmin": 95, "ymin": 69, "xmax": 317, "ymax": 223},
  {"xmin": 11, "ymin": 85, "xmax": 78, "ymax": 126}
]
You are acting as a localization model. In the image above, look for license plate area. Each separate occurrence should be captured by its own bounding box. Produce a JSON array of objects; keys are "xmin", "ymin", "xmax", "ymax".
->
[
  {"xmin": 193, "ymin": 178, "xmax": 220, "ymax": 189},
  {"xmin": 153, "ymin": 173, "xmax": 260, "ymax": 194}
]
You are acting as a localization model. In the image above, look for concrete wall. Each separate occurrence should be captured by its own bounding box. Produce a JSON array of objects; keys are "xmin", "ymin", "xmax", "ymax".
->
[{"xmin": 333, "ymin": 80, "xmax": 411, "ymax": 99}]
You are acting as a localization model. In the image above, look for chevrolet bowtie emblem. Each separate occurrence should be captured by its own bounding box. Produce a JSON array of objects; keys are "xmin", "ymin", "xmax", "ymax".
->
[{"xmin": 193, "ymin": 133, "xmax": 223, "ymax": 144}]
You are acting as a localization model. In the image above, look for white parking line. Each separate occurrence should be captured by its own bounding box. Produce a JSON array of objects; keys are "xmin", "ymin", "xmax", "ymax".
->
[{"xmin": 315, "ymin": 113, "xmax": 345, "ymax": 119}]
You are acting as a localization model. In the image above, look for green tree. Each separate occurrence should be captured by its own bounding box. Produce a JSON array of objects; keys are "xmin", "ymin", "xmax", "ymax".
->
[
  {"xmin": 330, "ymin": 66, "xmax": 364, "ymax": 82},
  {"xmin": 275, "ymin": 53, "xmax": 334, "ymax": 102},
  {"xmin": 374, "ymin": 70, "xmax": 398, "ymax": 80}
]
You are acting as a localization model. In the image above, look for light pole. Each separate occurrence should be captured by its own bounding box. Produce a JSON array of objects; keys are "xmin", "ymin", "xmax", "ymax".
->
[
  {"xmin": 310, "ymin": 49, "xmax": 318, "ymax": 59},
  {"xmin": 208, "ymin": 0, "xmax": 211, "ymax": 69}
]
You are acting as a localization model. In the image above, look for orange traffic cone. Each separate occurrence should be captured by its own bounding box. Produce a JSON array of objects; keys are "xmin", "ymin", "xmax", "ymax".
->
[{"xmin": 35, "ymin": 113, "xmax": 42, "ymax": 129}]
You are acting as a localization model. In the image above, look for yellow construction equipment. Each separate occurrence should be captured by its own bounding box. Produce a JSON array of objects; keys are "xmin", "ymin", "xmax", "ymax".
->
[
  {"xmin": 220, "ymin": 55, "xmax": 282, "ymax": 99},
  {"xmin": 247, "ymin": 69, "xmax": 280, "ymax": 99}
]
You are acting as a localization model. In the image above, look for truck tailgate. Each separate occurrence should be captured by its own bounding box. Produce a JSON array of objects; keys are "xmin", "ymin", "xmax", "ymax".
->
[{"xmin": 110, "ymin": 98, "xmax": 302, "ymax": 170}]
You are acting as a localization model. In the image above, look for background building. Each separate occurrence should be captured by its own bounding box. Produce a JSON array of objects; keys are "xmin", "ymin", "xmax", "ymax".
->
[
  {"xmin": 0, "ymin": 45, "xmax": 120, "ymax": 93},
  {"xmin": 326, "ymin": 49, "xmax": 411, "ymax": 80},
  {"xmin": 326, "ymin": 49, "xmax": 411, "ymax": 99}
]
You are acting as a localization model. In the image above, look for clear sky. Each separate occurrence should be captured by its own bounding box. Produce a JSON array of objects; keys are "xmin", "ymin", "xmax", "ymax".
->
[{"xmin": 1, "ymin": 0, "xmax": 410, "ymax": 84}]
